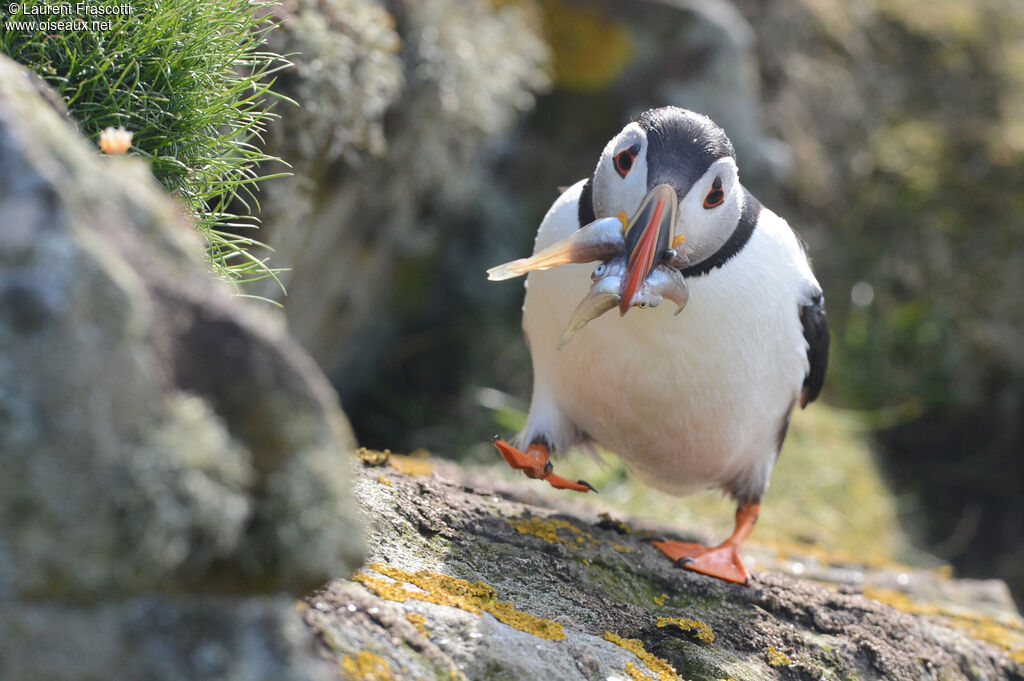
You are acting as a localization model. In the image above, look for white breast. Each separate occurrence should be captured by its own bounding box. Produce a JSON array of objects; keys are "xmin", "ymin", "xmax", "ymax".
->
[{"xmin": 521, "ymin": 180, "xmax": 816, "ymax": 499}]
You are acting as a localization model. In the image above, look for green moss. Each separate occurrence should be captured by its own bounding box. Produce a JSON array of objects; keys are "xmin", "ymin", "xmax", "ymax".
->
[
  {"xmin": 653, "ymin": 637, "xmax": 755, "ymax": 681},
  {"xmin": 578, "ymin": 560, "xmax": 660, "ymax": 608}
]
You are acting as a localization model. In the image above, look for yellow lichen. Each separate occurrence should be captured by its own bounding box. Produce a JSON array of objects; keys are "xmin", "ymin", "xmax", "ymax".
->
[
  {"xmin": 357, "ymin": 447, "xmax": 391, "ymax": 466},
  {"xmin": 657, "ymin": 616, "xmax": 715, "ymax": 644},
  {"xmin": 340, "ymin": 650, "xmax": 396, "ymax": 681},
  {"xmin": 355, "ymin": 564, "xmax": 566, "ymax": 641},
  {"xmin": 766, "ymin": 646, "xmax": 792, "ymax": 667},
  {"xmin": 626, "ymin": 661, "xmax": 657, "ymax": 681},
  {"xmin": 863, "ymin": 587, "xmax": 1024, "ymax": 662},
  {"xmin": 611, "ymin": 543, "xmax": 635, "ymax": 553},
  {"xmin": 538, "ymin": 0, "xmax": 633, "ymax": 91},
  {"xmin": 405, "ymin": 612, "xmax": 430, "ymax": 637},
  {"xmin": 604, "ymin": 631, "xmax": 680, "ymax": 681},
  {"xmin": 377, "ymin": 475, "xmax": 392, "ymax": 487},
  {"xmin": 652, "ymin": 593, "xmax": 668, "ymax": 607},
  {"xmin": 598, "ymin": 511, "xmax": 632, "ymax": 534},
  {"xmin": 390, "ymin": 451, "xmax": 435, "ymax": 477},
  {"xmin": 507, "ymin": 515, "xmax": 594, "ymax": 549}
]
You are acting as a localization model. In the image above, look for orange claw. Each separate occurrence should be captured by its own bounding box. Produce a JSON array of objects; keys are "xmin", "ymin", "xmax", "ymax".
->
[
  {"xmin": 650, "ymin": 502, "xmax": 759, "ymax": 586},
  {"xmin": 491, "ymin": 436, "xmax": 596, "ymax": 493}
]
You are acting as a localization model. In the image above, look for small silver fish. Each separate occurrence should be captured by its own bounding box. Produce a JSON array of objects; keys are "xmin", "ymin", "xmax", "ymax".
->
[
  {"xmin": 558, "ymin": 257, "xmax": 627, "ymax": 348},
  {"xmin": 558, "ymin": 259, "xmax": 690, "ymax": 348},
  {"xmin": 636, "ymin": 263, "xmax": 689, "ymax": 314},
  {"xmin": 486, "ymin": 217, "xmax": 625, "ymax": 281},
  {"xmin": 487, "ymin": 184, "xmax": 694, "ymax": 350}
]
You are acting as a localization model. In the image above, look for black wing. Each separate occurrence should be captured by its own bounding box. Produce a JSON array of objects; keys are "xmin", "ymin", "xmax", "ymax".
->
[{"xmin": 799, "ymin": 290, "xmax": 829, "ymax": 408}]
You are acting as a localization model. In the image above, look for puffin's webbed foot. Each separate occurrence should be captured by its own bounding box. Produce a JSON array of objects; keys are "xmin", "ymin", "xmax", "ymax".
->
[
  {"xmin": 491, "ymin": 436, "xmax": 596, "ymax": 493},
  {"xmin": 650, "ymin": 502, "xmax": 759, "ymax": 586},
  {"xmin": 651, "ymin": 539, "xmax": 751, "ymax": 586}
]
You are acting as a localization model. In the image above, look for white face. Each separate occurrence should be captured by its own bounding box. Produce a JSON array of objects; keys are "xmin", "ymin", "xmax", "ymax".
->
[
  {"xmin": 591, "ymin": 124, "xmax": 742, "ymax": 264},
  {"xmin": 676, "ymin": 157, "xmax": 742, "ymax": 263},
  {"xmin": 592, "ymin": 122, "xmax": 649, "ymax": 220}
]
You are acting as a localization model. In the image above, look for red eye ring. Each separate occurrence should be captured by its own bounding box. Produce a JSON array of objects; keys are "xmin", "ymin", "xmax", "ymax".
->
[
  {"xmin": 613, "ymin": 143, "xmax": 641, "ymax": 178},
  {"xmin": 703, "ymin": 176, "xmax": 724, "ymax": 209}
]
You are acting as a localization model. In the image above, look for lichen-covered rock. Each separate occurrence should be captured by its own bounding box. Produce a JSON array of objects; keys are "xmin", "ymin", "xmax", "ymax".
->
[
  {"xmin": 0, "ymin": 595, "xmax": 327, "ymax": 681},
  {"xmin": 263, "ymin": 0, "xmax": 404, "ymax": 168},
  {"xmin": 254, "ymin": 0, "xmax": 551, "ymax": 372},
  {"xmin": 307, "ymin": 455, "xmax": 1024, "ymax": 681},
  {"xmin": 0, "ymin": 52, "xmax": 358, "ymax": 680}
]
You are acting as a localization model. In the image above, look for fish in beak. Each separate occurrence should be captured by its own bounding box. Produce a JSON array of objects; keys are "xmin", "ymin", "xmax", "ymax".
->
[
  {"xmin": 486, "ymin": 216, "xmax": 625, "ymax": 281},
  {"xmin": 558, "ymin": 257, "xmax": 626, "ymax": 349},
  {"xmin": 487, "ymin": 183, "xmax": 692, "ymax": 348},
  {"xmin": 619, "ymin": 184, "xmax": 679, "ymax": 315},
  {"xmin": 557, "ymin": 252, "xmax": 690, "ymax": 348}
]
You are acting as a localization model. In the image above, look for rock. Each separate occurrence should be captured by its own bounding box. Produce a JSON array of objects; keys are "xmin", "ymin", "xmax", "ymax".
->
[
  {"xmin": 536, "ymin": 0, "xmax": 790, "ymax": 182},
  {"xmin": 0, "ymin": 53, "xmax": 359, "ymax": 680},
  {"xmin": 1, "ymin": 596, "xmax": 325, "ymax": 681},
  {"xmin": 308, "ymin": 455, "xmax": 1024, "ymax": 680},
  {"xmin": 254, "ymin": 0, "xmax": 551, "ymax": 377}
]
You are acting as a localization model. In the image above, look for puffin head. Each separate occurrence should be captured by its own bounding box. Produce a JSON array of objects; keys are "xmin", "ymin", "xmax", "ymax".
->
[
  {"xmin": 586, "ymin": 107, "xmax": 741, "ymax": 314},
  {"xmin": 486, "ymin": 107, "xmax": 743, "ymax": 345}
]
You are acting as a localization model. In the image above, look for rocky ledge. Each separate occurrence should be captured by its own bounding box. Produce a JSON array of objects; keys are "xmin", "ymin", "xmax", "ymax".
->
[{"xmin": 311, "ymin": 453, "xmax": 1024, "ymax": 681}]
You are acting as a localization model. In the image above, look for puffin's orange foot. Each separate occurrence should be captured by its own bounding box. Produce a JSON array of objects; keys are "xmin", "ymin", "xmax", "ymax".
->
[
  {"xmin": 491, "ymin": 436, "xmax": 596, "ymax": 493},
  {"xmin": 651, "ymin": 539, "xmax": 751, "ymax": 585},
  {"xmin": 650, "ymin": 502, "xmax": 760, "ymax": 586}
]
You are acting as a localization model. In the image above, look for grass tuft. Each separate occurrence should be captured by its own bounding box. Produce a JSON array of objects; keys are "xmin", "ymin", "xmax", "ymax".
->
[{"xmin": 3, "ymin": 0, "xmax": 291, "ymax": 286}]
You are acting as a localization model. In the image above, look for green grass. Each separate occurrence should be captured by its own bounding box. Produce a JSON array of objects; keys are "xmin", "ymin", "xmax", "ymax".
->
[{"xmin": 2, "ymin": 0, "xmax": 290, "ymax": 287}]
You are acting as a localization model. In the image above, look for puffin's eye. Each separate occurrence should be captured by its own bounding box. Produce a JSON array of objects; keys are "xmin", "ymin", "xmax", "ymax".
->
[
  {"xmin": 703, "ymin": 176, "xmax": 725, "ymax": 209},
  {"xmin": 613, "ymin": 143, "xmax": 641, "ymax": 178}
]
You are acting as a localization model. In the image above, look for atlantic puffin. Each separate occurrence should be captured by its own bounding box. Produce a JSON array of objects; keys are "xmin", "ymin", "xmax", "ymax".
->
[{"xmin": 487, "ymin": 107, "xmax": 829, "ymax": 585}]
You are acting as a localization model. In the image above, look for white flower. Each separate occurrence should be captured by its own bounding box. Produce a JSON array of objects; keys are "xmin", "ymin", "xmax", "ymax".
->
[{"xmin": 99, "ymin": 126, "xmax": 133, "ymax": 154}]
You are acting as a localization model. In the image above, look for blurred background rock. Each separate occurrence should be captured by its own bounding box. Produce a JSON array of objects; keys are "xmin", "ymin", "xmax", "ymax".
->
[
  {"xmin": 0, "ymin": 50, "xmax": 360, "ymax": 680},
  {"xmin": 248, "ymin": 0, "xmax": 1024, "ymax": 606}
]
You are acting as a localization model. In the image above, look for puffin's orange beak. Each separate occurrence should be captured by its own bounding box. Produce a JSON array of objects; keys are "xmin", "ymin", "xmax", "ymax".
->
[{"xmin": 619, "ymin": 184, "xmax": 679, "ymax": 316}]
